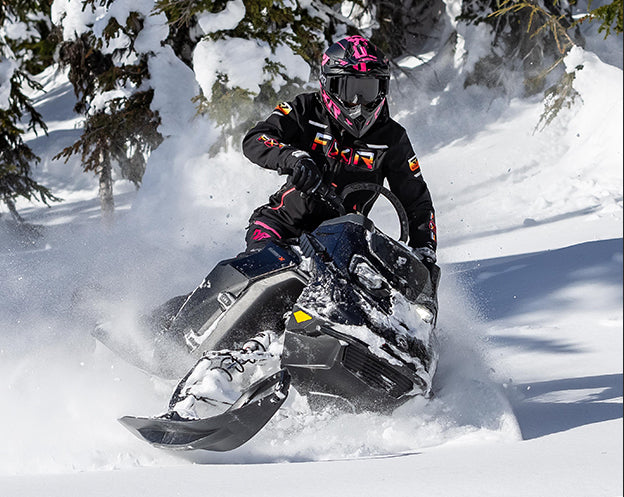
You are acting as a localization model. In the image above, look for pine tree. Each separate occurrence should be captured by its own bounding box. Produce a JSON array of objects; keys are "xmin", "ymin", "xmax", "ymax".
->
[
  {"xmin": 0, "ymin": 1, "xmax": 61, "ymax": 222},
  {"xmin": 155, "ymin": 0, "xmax": 338, "ymax": 147},
  {"xmin": 53, "ymin": 2, "xmax": 163, "ymax": 223},
  {"xmin": 585, "ymin": 0, "xmax": 623, "ymax": 38},
  {"xmin": 457, "ymin": 0, "xmax": 581, "ymax": 96}
]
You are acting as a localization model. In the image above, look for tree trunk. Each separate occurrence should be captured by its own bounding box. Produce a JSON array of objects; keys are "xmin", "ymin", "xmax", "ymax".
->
[
  {"xmin": 6, "ymin": 198, "xmax": 25, "ymax": 224},
  {"xmin": 99, "ymin": 160, "xmax": 115, "ymax": 226}
]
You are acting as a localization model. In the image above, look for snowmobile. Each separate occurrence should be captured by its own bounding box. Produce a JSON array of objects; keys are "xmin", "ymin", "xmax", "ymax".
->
[{"xmin": 110, "ymin": 182, "xmax": 440, "ymax": 452}]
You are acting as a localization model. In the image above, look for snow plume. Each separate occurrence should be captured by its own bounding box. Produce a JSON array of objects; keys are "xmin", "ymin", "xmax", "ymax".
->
[{"xmin": 129, "ymin": 123, "xmax": 279, "ymax": 262}]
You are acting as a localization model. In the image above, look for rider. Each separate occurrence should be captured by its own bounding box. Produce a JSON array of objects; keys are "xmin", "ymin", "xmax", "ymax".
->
[
  {"xmin": 242, "ymin": 35, "xmax": 437, "ymax": 263},
  {"xmin": 167, "ymin": 36, "xmax": 438, "ymax": 420}
]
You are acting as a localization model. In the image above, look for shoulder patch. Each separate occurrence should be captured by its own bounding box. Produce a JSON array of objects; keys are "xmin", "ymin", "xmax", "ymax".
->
[
  {"xmin": 408, "ymin": 154, "xmax": 421, "ymax": 173},
  {"xmin": 274, "ymin": 102, "xmax": 292, "ymax": 115}
]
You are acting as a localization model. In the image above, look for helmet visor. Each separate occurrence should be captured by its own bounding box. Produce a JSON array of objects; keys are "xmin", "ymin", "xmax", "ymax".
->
[{"xmin": 329, "ymin": 76, "xmax": 388, "ymax": 107}]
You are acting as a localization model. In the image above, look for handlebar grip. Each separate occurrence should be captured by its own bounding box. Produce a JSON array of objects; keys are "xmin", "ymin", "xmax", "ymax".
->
[{"xmin": 315, "ymin": 183, "xmax": 346, "ymax": 215}]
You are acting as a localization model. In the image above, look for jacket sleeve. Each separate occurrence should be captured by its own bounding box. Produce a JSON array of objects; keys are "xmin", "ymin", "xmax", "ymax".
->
[
  {"xmin": 242, "ymin": 99, "xmax": 307, "ymax": 173},
  {"xmin": 385, "ymin": 130, "xmax": 437, "ymax": 251}
]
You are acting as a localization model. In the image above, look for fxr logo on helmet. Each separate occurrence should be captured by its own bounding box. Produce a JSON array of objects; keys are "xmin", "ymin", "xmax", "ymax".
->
[{"xmin": 342, "ymin": 35, "xmax": 379, "ymax": 72}]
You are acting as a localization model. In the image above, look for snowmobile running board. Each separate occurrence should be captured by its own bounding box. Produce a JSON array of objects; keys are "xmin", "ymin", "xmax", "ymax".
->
[{"xmin": 119, "ymin": 369, "xmax": 290, "ymax": 452}]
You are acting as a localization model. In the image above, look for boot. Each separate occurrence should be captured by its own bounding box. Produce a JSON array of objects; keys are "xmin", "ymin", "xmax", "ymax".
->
[{"xmin": 168, "ymin": 331, "xmax": 280, "ymax": 420}]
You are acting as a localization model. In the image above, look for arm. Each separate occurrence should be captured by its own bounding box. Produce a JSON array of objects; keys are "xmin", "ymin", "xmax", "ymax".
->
[
  {"xmin": 242, "ymin": 100, "xmax": 307, "ymax": 174},
  {"xmin": 385, "ymin": 131, "xmax": 437, "ymax": 252},
  {"xmin": 242, "ymin": 97, "xmax": 323, "ymax": 194}
]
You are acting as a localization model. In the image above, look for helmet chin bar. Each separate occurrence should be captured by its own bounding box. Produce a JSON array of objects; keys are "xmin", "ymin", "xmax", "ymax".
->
[
  {"xmin": 320, "ymin": 86, "xmax": 386, "ymax": 138},
  {"xmin": 346, "ymin": 104, "xmax": 363, "ymax": 119},
  {"xmin": 342, "ymin": 98, "xmax": 385, "ymax": 138}
]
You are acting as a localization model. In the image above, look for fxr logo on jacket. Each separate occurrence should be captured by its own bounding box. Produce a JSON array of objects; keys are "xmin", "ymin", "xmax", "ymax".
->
[{"xmin": 310, "ymin": 131, "xmax": 378, "ymax": 170}]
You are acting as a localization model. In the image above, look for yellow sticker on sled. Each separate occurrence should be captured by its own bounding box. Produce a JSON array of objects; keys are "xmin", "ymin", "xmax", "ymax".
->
[{"xmin": 293, "ymin": 310, "xmax": 312, "ymax": 323}]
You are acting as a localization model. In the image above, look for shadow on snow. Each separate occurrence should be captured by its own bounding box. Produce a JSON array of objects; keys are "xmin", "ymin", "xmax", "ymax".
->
[
  {"xmin": 509, "ymin": 373, "xmax": 623, "ymax": 440},
  {"xmin": 444, "ymin": 238, "xmax": 623, "ymax": 439},
  {"xmin": 448, "ymin": 237, "xmax": 623, "ymax": 322}
]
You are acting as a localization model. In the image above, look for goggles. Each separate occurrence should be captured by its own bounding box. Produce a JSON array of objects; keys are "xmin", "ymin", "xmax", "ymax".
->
[{"xmin": 328, "ymin": 75, "xmax": 388, "ymax": 107}]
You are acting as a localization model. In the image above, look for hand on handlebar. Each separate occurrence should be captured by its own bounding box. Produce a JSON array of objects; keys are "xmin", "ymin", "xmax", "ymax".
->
[
  {"xmin": 281, "ymin": 151, "xmax": 322, "ymax": 195},
  {"xmin": 411, "ymin": 246, "xmax": 437, "ymax": 264},
  {"xmin": 291, "ymin": 158, "xmax": 322, "ymax": 195}
]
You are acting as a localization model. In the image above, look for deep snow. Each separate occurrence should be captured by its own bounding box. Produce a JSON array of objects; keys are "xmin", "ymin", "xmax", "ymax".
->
[{"xmin": 0, "ymin": 8, "xmax": 622, "ymax": 497}]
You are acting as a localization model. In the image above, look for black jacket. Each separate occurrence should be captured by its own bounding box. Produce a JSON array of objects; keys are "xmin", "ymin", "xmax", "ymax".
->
[{"xmin": 242, "ymin": 92, "xmax": 437, "ymax": 250}]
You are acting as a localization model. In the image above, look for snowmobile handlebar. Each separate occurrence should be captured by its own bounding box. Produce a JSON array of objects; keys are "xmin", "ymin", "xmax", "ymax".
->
[
  {"xmin": 314, "ymin": 182, "xmax": 347, "ymax": 215},
  {"xmin": 314, "ymin": 181, "xmax": 410, "ymax": 243}
]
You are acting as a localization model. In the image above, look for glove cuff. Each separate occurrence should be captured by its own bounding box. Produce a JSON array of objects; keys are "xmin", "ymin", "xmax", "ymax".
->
[{"xmin": 279, "ymin": 149, "xmax": 312, "ymax": 174}]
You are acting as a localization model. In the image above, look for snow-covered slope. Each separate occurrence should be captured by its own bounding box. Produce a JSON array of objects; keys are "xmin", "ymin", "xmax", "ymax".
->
[{"xmin": 0, "ymin": 21, "xmax": 622, "ymax": 497}]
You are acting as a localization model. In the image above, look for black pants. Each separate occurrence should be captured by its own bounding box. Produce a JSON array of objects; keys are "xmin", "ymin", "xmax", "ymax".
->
[{"xmin": 244, "ymin": 218, "xmax": 287, "ymax": 252}]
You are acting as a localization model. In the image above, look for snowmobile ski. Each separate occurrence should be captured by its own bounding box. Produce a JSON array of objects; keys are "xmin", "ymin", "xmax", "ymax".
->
[{"xmin": 119, "ymin": 369, "xmax": 290, "ymax": 451}]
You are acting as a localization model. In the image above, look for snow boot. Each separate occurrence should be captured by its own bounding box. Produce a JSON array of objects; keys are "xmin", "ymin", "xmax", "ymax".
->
[{"xmin": 167, "ymin": 331, "xmax": 281, "ymax": 420}]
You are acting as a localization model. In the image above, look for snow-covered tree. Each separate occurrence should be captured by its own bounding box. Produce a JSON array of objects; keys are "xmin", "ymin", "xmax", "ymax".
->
[
  {"xmin": 0, "ymin": 1, "xmax": 61, "ymax": 222},
  {"xmin": 50, "ymin": 0, "xmax": 337, "ymax": 217},
  {"xmin": 51, "ymin": 0, "xmax": 168, "ymax": 222},
  {"xmin": 167, "ymin": 0, "xmax": 334, "ymax": 146},
  {"xmin": 456, "ymin": 0, "xmax": 581, "ymax": 96},
  {"xmin": 46, "ymin": 0, "xmax": 619, "ymax": 223}
]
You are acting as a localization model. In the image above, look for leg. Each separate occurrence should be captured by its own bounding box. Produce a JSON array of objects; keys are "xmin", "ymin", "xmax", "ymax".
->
[
  {"xmin": 168, "ymin": 331, "xmax": 282, "ymax": 419},
  {"xmin": 245, "ymin": 219, "xmax": 286, "ymax": 252}
]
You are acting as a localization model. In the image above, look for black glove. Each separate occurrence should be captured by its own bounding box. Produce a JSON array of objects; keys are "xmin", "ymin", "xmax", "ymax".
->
[
  {"xmin": 411, "ymin": 246, "xmax": 437, "ymax": 264},
  {"xmin": 282, "ymin": 151, "xmax": 322, "ymax": 195}
]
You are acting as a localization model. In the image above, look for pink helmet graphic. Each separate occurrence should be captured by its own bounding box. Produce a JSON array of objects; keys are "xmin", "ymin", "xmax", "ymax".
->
[{"xmin": 320, "ymin": 36, "xmax": 390, "ymax": 138}]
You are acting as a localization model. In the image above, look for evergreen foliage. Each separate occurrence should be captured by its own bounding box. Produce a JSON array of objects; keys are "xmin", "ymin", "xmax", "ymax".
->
[
  {"xmin": 534, "ymin": 67, "xmax": 581, "ymax": 132},
  {"xmin": 54, "ymin": 90, "xmax": 162, "ymax": 184},
  {"xmin": 1, "ymin": 0, "xmax": 60, "ymax": 75},
  {"xmin": 53, "ymin": 2, "xmax": 163, "ymax": 217},
  {"xmin": 0, "ymin": 2, "xmax": 61, "ymax": 221},
  {"xmin": 585, "ymin": 0, "xmax": 623, "ymax": 38},
  {"xmin": 459, "ymin": 0, "xmax": 580, "ymax": 96}
]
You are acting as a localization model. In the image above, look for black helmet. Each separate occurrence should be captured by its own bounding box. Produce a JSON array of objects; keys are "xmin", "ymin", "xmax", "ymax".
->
[{"xmin": 320, "ymin": 36, "xmax": 390, "ymax": 138}]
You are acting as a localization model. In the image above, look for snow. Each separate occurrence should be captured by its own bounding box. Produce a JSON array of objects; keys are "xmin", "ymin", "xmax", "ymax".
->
[
  {"xmin": 0, "ymin": 5, "xmax": 622, "ymax": 497},
  {"xmin": 148, "ymin": 45, "xmax": 200, "ymax": 137},
  {"xmin": 196, "ymin": 0, "xmax": 246, "ymax": 33},
  {"xmin": 194, "ymin": 37, "xmax": 311, "ymax": 97},
  {"xmin": 0, "ymin": 56, "xmax": 16, "ymax": 107}
]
